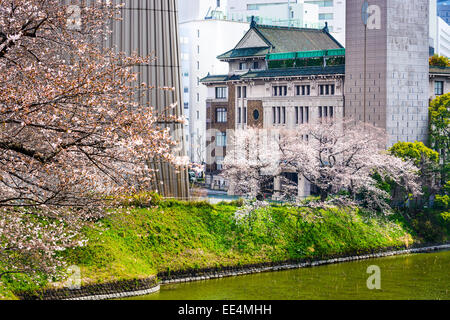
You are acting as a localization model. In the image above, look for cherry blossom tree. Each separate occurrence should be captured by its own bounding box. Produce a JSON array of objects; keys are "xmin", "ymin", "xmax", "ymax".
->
[
  {"xmin": 222, "ymin": 128, "xmax": 287, "ymax": 200},
  {"xmin": 0, "ymin": 1, "xmax": 182, "ymax": 278},
  {"xmin": 279, "ymin": 121, "xmax": 421, "ymax": 210},
  {"xmin": 223, "ymin": 122, "xmax": 421, "ymax": 213}
]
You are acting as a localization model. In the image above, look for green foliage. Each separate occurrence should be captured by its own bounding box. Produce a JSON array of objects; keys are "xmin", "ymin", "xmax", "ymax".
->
[
  {"xmin": 408, "ymin": 210, "xmax": 450, "ymax": 243},
  {"xmin": 389, "ymin": 141, "xmax": 439, "ymax": 166},
  {"xmin": 429, "ymin": 94, "xmax": 450, "ymax": 165},
  {"xmin": 59, "ymin": 202, "xmax": 415, "ymax": 286},
  {"xmin": 117, "ymin": 191, "xmax": 162, "ymax": 208},
  {"xmin": 435, "ymin": 195, "xmax": 450, "ymax": 209},
  {"xmin": 4, "ymin": 200, "xmax": 450, "ymax": 299},
  {"xmin": 429, "ymin": 54, "xmax": 450, "ymax": 67}
]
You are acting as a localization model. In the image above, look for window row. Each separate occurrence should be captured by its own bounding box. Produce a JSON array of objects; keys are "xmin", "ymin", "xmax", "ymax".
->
[
  {"xmin": 237, "ymin": 107, "xmax": 247, "ymax": 124},
  {"xmin": 296, "ymin": 85, "xmax": 311, "ymax": 96},
  {"xmin": 237, "ymin": 86, "xmax": 247, "ymax": 99},
  {"xmin": 273, "ymin": 86, "xmax": 288, "ymax": 97},
  {"xmin": 272, "ymin": 107, "xmax": 287, "ymax": 124},
  {"xmin": 239, "ymin": 61, "xmax": 260, "ymax": 70},
  {"xmin": 319, "ymin": 84, "xmax": 335, "ymax": 96},
  {"xmin": 295, "ymin": 106, "xmax": 310, "ymax": 124},
  {"xmin": 318, "ymin": 106, "xmax": 334, "ymax": 118},
  {"xmin": 273, "ymin": 84, "xmax": 336, "ymax": 97},
  {"xmin": 215, "ymin": 87, "xmax": 228, "ymax": 99}
]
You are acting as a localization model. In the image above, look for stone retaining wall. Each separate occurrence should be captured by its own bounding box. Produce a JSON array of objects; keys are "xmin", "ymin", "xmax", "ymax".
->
[
  {"xmin": 17, "ymin": 276, "xmax": 158, "ymax": 301},
  {"xmin": 17, "ymin": 244, "xmax": 450, "ymax": 300}
]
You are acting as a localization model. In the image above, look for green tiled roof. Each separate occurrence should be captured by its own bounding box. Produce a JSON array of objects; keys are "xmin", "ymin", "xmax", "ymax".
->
[
  {"xmin": 218, "ymin": 47, "xmax": 270, "ymax": 59},
  {"xmin": 241, "ymin": 65, "xmax": 345, "ymax": 79},
  {"xmin": 430, "ymin": 66, "xmax": 450, "ymax": 74},
  {"xmin": 217, "ymin": 23, "xmax": 343, "ymax": 60},
  {"xmin": 200, "ymin": 66, "xmax": 345, "ymax": 84},
  {"xmin": 200, "ymin": 74, "xmax": 241, "ymax": 83}
]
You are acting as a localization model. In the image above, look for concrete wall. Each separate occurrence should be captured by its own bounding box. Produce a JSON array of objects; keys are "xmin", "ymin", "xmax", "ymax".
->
[{"xmin": 345, "ymin": 0, "xmax": 430, "ymax": 146}]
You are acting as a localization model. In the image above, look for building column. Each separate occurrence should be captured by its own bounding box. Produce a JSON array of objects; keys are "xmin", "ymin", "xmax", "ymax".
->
[
  {"xmin": 298, "ymin": 174, "xmax": 311, "ymax": 200},
  {"xmin": 273, "ymin": 176, "xmax": 282, "ymax": 200}
]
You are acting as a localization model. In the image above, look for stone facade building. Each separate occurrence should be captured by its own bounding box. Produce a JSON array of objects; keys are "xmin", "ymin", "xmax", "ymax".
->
[
  {"xmin": 202, "ymin": 12, "xmax": 450, "ymax": 197},
  {"xmin": 201, "ymin": 21, "xmax": 345, "ymax": 192}
]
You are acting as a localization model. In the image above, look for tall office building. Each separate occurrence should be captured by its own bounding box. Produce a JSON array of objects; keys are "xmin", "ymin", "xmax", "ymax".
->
[
  {"xmin": 106, "ymin": 0, "xmax": 189, "ymax": 198},
  {"xmin": 438, "ymin": 0, "xmax": 450, "ymax": 24},
  {"xmin": 431, "ymin": 0, "xmax": 450, "ymax": 57},
  {"xmin": 345, "ymin": 0, "xmax": 430, "ymax": 146}
]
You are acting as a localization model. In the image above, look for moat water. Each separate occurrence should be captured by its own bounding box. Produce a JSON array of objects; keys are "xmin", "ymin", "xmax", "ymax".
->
[{"xmin": 123, "ymin": 250, "xmax": 449, "ymax": 300}]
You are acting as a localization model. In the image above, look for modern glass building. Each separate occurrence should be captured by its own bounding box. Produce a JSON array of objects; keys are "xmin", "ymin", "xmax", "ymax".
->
[{"xmin": 438, "ymin": 0, "xmax": 450, "ymax": 24}]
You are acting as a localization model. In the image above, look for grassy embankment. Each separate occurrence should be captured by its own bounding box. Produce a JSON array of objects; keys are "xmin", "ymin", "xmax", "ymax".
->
[{"xmin": 1, "ymin": 199, "xmax": 449, "ymax": 299}]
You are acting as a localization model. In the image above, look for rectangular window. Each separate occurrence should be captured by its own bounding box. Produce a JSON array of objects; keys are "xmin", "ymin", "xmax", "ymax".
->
[
  {"xmin": 215, "ymin": 87, "xmax": 228, "ymax": 99},
  {"xmin": 319, "ymin": 106, "xmax": 323, "ymax": 118},
  {"xmin": 305, "ymin": 107, "xmax": 309, "ymax": 123},
  {"xmin": 216, "ymin": 156, "xmax": 224, "ymax": 171},
  {"xmin": 239, "ymin": 62, "xmax": 245, "ymax": 70},
  {"xmin": 184, "ymin": 102, "xmax": 189, "ymax": 109},
  {"xmin": 216, "ymin": 132, "xmax": 227, "ymax": 147},
  {"xmin": 243, "ymin": 86, "xmax": 247, "ymax": 98},
  {"xmin": 244, "ymin": 107, "xmax": 247, "ymax": 123},
  {"xmin": 273, "ymin": 86, "xmax": 287, "ymax": 96},
  {"xmin": 330, "ymin": 84, "xmax": 335, "ymax": 95},
  {"xmin": 319, "ymin": 13, "xmax": 334, "ymax": 20},
  {"xmin": 238, "ymin": 107, "xmax": 242, "ymax": 124},
  {"xmin": 277, "ymin": 107, "xmax": 281, "ymax": 124},
  {"xmin": 329, "ymin": 106, "xmax": 334, "ymax": 118},
  {"xmin": 253, "ymin": 61, "xmax": 259, "ymax": 69},
  {"xmin": 435, "ymin": 81, "xmax": 444, "ymax": 95},
  {"xmin": 282, "ymin": 107, "xmax": 286, "ymax": 124},
  {"xmin": 300, "ymin": 107, "xmax": 304, "ymax": 124},
  {"xmin": 324, "ymin": 106, "xmax": 328, "ymax": 118},
  {"xmin": 319, "ymin": 85, "xmax": 324, "ymax": 95},
  {"xmin": 237, "ymin": 86, "xmax": 242, "ymax": 98},
  {"xmin": 216, "ymin": 108, "xmax": 227, "ymax": 123},
  {"xmin": 272, "ymin": 107, "xmax": 276, "ymax": 124},
  {"xmin": 295, "ymin": 107, "xmax": 299, "ymax": 124}
]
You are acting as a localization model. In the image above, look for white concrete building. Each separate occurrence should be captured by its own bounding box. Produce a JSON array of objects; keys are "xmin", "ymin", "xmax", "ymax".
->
[
  {"xmin": 431, "ymin": 16, "xmax": 450, "ymax": 57},
  {"xmin": 227, "ymin": 0, "xmax": 346, "ymax": 45},
  {"xmin": 179, "ymin": 10, "xmax": 249, "ymax": 163},
  {"xmin": 226, "ymin": 0, "xmax": 320, "ymax": 29}
]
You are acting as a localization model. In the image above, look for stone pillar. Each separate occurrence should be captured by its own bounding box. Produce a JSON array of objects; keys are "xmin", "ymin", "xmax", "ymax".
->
[
  {"xmin": 273, "ymin": 176, "xmax": 282, "ymax": 200},
  {"xmin": 298, "ymin": 175, "xmax": 311, "ymax": 200}
]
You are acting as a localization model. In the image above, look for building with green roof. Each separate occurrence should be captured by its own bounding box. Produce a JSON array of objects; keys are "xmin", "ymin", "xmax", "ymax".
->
[{"xmin": 201, "ymin": 20, "xmax": 346, "ymax": 194}]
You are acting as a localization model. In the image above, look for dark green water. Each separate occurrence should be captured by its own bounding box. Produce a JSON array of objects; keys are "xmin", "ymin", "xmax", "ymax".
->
[{"xmin": 125, "ymin": 250, "xmax": 450, "ymax": 300}]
